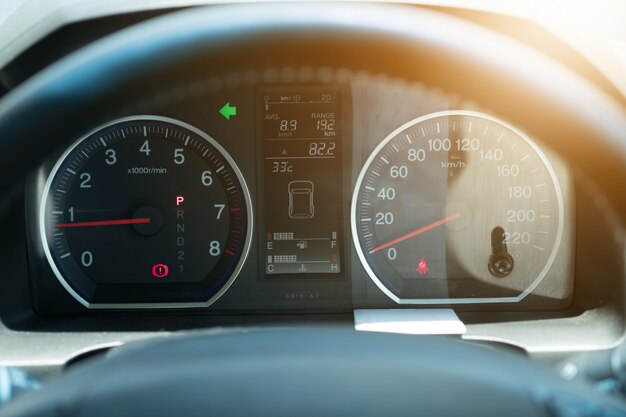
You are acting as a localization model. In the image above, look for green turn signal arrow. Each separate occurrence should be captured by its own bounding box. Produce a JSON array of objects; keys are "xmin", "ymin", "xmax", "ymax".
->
[{"xmin": 219, "ymin": 102, "xmax": 237, "ymax": 120}]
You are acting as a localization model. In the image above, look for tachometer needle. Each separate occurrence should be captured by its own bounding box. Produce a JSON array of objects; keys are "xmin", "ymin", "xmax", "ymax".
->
[
  {"xmin": 369, "ymin": 213, "xmax": 460, "ymax": 254},
  {"xmin": 56, "ymin": 217, "xmax": 151, "ymax": 228}
]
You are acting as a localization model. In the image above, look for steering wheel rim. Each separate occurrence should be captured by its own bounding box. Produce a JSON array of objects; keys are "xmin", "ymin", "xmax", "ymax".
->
[{"xmin": 2, "ymin": 328, "xmax": 626, "ymax": 416}]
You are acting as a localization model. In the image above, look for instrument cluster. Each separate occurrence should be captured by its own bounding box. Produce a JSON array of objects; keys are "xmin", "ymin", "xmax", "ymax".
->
[{"xmin": 27, "ymin": 70, "xmax": 575, "ymax": 312}]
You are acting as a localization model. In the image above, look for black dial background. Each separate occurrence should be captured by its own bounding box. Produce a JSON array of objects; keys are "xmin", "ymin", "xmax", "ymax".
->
[{"xmin": 42, "ymin": 117, "xmax": 250, "ymax": 306}]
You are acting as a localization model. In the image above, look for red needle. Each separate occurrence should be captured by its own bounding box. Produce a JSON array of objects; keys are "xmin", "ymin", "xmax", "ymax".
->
[
  {"xmin": 369, "ymin": 213, "xmax": 460, "ymax": 254},
  {"xmin": 57, "ymin": 217, "xmax": 151, "ymax": 228}
]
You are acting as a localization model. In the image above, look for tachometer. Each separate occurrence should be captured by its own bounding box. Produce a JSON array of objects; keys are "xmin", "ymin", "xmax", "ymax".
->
[
  {"xmin": 40, "ymin": 116, "xmax": 252, "ymax": 308},
  {"xmin": 351, "ymin": 111, "xmax": 563, "ymax": 304}
]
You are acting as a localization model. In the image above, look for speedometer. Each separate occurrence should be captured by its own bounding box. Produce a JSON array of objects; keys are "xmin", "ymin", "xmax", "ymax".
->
[
  {"xmin": 40, "ymin": 116, "xmax": 252, "ymax": 308},
  {"xmin": 351, "ymin": 111, "xmax": 563, "ymax": 304}
]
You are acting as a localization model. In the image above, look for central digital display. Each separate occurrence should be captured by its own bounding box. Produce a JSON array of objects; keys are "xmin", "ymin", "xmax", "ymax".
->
[{"xmin": 257, "ymin": 86, "xmax": 343, "ymax": 276}]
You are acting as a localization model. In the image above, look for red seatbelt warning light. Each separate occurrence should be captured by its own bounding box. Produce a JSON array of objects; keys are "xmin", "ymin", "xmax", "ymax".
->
[
  {"xmin": 416, "ymin": 258, "xmax": 429, "ymax": 275},
  {"xmin": 176, "ymin": 196, "xmax": 185, "ymax": 206}
]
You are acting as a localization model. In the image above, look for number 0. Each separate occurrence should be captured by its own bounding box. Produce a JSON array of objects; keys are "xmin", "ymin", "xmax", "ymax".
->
[{"xmin": 81, "ymin": 251, "xmax": 93, "ymax": 267}]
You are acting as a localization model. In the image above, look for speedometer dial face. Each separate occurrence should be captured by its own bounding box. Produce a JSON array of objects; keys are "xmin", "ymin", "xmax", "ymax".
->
[
  {"xmin": 40, "ymin": 116, "xmax": 252, "ymax": 308},
  {"xmin": 352, "ymin": 111, "xmax": 563, "ymax": 304}
]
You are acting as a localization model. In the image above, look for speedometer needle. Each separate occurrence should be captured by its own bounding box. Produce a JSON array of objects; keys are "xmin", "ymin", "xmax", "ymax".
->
[
  {"xmin": 369, "ymin": 213, "xmax": 460, "ymax": 254},
  {"xmin": 57, "ymin": 217, "xmax": 151, "ymax": 228}
]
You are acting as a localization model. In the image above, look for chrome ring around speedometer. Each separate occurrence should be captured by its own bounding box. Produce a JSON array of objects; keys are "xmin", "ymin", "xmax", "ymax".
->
[{"xmin": 351, "ymin": 110, "xmax": 564, "ymax": 304}]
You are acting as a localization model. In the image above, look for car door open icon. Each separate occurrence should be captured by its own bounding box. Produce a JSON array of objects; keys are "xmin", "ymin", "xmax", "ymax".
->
[{"xmin": 288, "ymin": 180, "xmax": 315, "ymax": 219}]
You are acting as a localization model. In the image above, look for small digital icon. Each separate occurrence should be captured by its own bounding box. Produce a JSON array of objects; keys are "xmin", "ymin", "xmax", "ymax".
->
[
  {"xmin": 152, "ymin": 263, "xmax": 169, "ymax": 278},
  {"xmin": 296, "ymin": 240, "xmax": 308, "ymax": 249},
  {"xmin": 288, "ymin": 180, "xmax": 314, "ymax": 219},
  {"xmin": 416, "ymin": 258, "xmax": 429, "ymax": 275},
  {"xmin": 176, "ymin": 196, "xmax": 185, "ymax": 206},
  {"xmin": 219, "ymin": 102, "xmax": 237, "ymax": 120}
]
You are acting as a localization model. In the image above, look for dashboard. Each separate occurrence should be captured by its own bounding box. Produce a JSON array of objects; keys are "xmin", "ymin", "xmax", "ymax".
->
[
  {"xmin": 28, "ymin": 76, "xmax": 575, "ymax": 311},
  {"xmin": 0, "ymin": 1, "xmax": 624, "ymax": 376}
]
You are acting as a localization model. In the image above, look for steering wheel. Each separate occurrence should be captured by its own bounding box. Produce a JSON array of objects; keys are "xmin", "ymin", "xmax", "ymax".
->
[
  {"xmin": 3, "ymin": 328, "xmax": 626, "ymax": 417},
  {"xmin": 0, "ymin": 3, "xmax": 625, "ymax": 416}
]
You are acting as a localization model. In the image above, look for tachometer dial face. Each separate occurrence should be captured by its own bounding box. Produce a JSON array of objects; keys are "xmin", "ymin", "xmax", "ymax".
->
[
  {"xmin": 351, "ymin": 111, "xmax": 563, "ymax": 304},
  {"xmin": 40, "ymin": 116, "xmax": 252, "ymax": 308}
]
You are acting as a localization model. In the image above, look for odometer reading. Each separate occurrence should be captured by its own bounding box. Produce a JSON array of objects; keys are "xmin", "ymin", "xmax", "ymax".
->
[
  {"xmin": 40, "ymin": 116, "xmax": 252, "ymax": 308},
  {"xmin": 352, "ymin": 111, "xmax": 563, "ymax": 304}
]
